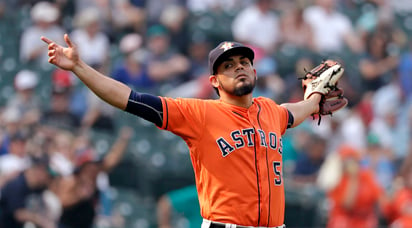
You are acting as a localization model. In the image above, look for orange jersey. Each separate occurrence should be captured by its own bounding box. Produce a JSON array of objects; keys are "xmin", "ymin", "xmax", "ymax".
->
[
  {"xmin": 391, "ymin": 217, "xmax": 412, "ymax": 228},
  {"xmin": 387, "ymin": 188, "xmax": 412, "ymax": 227},
  {"xmin": 327, "ymin": 170, "xmax": 383, "ymax": 228},
  {"xmin": 388, "ymin": 188, "xmax": 412, "ymax": 223},
  {"xmin": 159, "ymin": 96, "xmax": 289, "ymax": 227}
]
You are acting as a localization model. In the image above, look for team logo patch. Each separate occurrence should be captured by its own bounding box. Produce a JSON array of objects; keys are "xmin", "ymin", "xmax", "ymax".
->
[{"xmin": 220, "ymin": 42, "xmax": 234, "ymax": 51}]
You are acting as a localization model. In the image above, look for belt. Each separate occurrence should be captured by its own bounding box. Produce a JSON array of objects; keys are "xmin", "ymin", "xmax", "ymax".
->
[
  {"xmin": 210, "ymin": 224, "xmax": 285, "ymax": 228},
  {"xmin": 210, "ymin": 224, "xmax": 246, "ymax": 228},
  {"xmin": 203, "ymin": 219, "xmax": 285, "ymax": 228}
]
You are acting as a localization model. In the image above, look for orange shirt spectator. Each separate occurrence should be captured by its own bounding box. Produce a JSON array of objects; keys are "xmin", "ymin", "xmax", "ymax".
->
[
  {"xmin": 327, "ymin": 145, "xmax": 383, "ymax": 228},
  {"xmin": 388, "ymin": 166, "xmax": 412, "ymax": 228}
]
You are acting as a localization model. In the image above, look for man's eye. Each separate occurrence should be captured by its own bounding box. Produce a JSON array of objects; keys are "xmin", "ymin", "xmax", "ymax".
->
[
  {"xmin": 241, "ymin": 61, "xmax": 249, "ymax": 65},
  {"xmin": 225, "ymin": 64, "xmax": 233, "ymax": 69}
]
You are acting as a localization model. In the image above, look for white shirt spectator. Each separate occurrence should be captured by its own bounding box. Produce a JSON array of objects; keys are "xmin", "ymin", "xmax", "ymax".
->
[
  {"xmin": 0, "ymin": 154, "xmax": 30, "ymax": 175},
  {"xmin": 20, "ymin": 2, "xmax": 65, "ymax": 65},
  {"xmin": 20, "ymin": 26, "xmax": 65, "ymax": 64},
  {"xmin": 232, "ymin": 4, "xmax": 280, "ymax": 52},
  {"xmin": 187, "ymin": 0, "xmax": 251, "ymax": 12},
  {"xmin": 389, "ymin": 0, "xmax": 412, "ymax": 14},
  {"xmin": 70, "ymin": 29, "xmax": 110, "ymax": 66},
  {"xmin": 312, "ymin": 108, "xmax": 366, "ymax": 154},
  {"xmin": 303, "ymin": 5, "xmax": 353, "ymax": 53},
  {"xmin": 70, "ymin": 7, "xmax": 110, "ymax": 66},
  {"xmin": 370, "ymin": 83, "xmax": 409, "ymax": 159},
  {"xmin": 50, "ymin": 152, "xmax": 74, "ymax": 176}
]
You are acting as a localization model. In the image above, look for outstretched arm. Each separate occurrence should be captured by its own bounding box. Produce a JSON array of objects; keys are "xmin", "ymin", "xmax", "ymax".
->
[
  {"xmin": 281, "ymin": 94, "xmax": 321, "ymax": 128},
  {"xmin": 41, "ymin": 34, "xmax": 131, "ymax": 110}
]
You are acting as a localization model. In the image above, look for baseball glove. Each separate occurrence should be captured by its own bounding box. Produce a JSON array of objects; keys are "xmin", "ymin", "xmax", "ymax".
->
[
  {"xmin": 300, "ymin": 60, "xmax": 348, "ymax": 124},
  {"xmin": 301, "ymin": 60, "xmax": 344, "ymax": 100},
  {"xmin": 320, "ymin": 87, "xmax": 348, "ymax": 115}
]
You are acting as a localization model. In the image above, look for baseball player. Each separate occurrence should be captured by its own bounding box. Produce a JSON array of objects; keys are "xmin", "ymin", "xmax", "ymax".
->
[{"xmin": 41, "ymin": 34, "xmax": 345, "ymax": 228}]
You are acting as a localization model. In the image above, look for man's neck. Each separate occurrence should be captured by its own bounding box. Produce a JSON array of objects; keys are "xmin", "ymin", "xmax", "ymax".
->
[{"xmin": 219, "ymin": 93, "xmax": 253, "ymax": 108}]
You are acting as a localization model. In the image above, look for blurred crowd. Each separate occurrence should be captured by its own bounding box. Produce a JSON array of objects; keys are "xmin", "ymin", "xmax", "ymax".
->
[{"xmin": 1, "ymin": 0, "xmax": 412, "ymax": 227}]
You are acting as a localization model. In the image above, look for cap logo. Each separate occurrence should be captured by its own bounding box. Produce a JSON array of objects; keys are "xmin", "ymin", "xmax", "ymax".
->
[{"xmin": 220, "ymin": 42, "xmax": 234, "ymax": 51}]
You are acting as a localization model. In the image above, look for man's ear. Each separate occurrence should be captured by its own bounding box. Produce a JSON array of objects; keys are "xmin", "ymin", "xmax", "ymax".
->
[
  {"xmin": 254, "ymin": 68, "xmax": 257, "ymax": 79},
  {"xmin": 209, "ymin": 75, "xmax": 219, "ymax": 88}
]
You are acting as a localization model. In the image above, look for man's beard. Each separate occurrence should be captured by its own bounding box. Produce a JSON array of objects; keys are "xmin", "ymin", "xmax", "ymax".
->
[{"xmin": 220, "ymin": 77, "xmax": 256, "ymax": 96}]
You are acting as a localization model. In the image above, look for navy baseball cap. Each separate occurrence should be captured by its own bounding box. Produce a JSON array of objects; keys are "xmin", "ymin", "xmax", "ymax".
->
[{"xmin": 208, "ymin": 41, "xmax": 255, "ymax": 75}]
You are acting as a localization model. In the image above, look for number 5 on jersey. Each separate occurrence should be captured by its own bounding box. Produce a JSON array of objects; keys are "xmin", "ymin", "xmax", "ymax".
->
[{"xmin": 272, "ymin": 161, "xmax": 282, "ymax": 186}]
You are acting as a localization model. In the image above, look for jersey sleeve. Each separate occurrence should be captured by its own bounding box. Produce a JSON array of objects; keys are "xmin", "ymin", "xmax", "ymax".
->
[
  {"xmin": 267, "ymin": 98, "xmax": 290, "ymax": 135},
  {"xmin": 159, "ymin": 97, "xmax": 205, "ymax": 141}
]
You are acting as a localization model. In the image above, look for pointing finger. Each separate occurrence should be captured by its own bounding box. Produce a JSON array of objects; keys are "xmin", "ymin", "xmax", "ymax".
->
[
  {"xmin": 41, "ymin": 36, "xmax": 53, "ymax": 45},
  {"xmin": 41, "ymin": 36, "xmax": 59, "ymax": 50}
]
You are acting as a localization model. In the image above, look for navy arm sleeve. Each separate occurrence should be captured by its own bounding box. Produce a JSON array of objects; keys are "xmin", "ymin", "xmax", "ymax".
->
[
  {"xmin": 124, "ymin": 90, "xmax": 163, "ymax": 127},
  {"xmin": 287, "ymin": 110, "xmax": 294, "ymax": 129}
]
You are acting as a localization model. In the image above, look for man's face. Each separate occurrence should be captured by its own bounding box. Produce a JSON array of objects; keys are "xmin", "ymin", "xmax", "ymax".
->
[
  {"xmin": 10, "ymin": 139, "xmax": 26, "ymax": 157},
  {"xmin": 212, "ymin": 55, "xmax": 256, "ymax": 96}
]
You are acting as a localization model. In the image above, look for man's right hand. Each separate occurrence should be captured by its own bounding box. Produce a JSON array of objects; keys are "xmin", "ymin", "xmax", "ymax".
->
[{"xmin": 41, "ymin": 34, "xmax": 79, "ymax": 71}]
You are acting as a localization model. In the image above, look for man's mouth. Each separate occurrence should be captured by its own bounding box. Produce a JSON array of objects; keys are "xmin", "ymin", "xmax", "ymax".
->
[{"xmin": 236, "ymin": 74, "xmax": 248, "ymax": 80}]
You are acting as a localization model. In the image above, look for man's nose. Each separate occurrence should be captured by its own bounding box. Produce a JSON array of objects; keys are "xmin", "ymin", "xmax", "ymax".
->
[{"xmin": 235, "ymin": 62, "xmax": 244, "ymax": 71}]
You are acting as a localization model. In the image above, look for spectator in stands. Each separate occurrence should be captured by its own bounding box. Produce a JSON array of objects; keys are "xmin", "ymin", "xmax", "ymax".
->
[
  {"xmin": 0, "ymin": 131, "xmax": 31, "ymax": 188},
  {"xmin": 112, "ymin": 33, "xmax": 155, "ymax": 90},
  {"xmin": 303, "ymin": 0, "xmax": 363, "ymax": 54},
  {"xmin": 291, "ymin": 134, "xmax": 326, "ymax": 186},
  {"xmin": 5, "ymin": 70, "xmax": 41, "ymax": 129},
  {"xmin": 252, "ymin": 56, "xmax": 284, "ymax": 101},
  {"xmin": 326, "ymin": 145, "xmax": 384, "ymax": 228},
  {"xmin": 386, "ymin": 165, "xmax": 412, "ymax": 227},
  {"xmin": 48, "ymin": 130, "xmax": 76, "ymax": 177},
  {"xmin": 144, "ymin": 0, "xmax": 183, "ymax": 24},
  {"xmin": 70, "ymin": 7, "xmax": 110, "ymax": 71},
  {"xmin": 20, "ymin": 1, "xmax": 65, "ymax": 65},
  {"xmin": 163, "ymin": 38, "xmax": 214, "ymax": 99},
  {"xmin": 56, "ymin": 155, "xmax": 100, "ymax": 228},
  {"xmin": 110, "ymin": 0, "xmax": 146, "ymax": 34},
  {"xmin": 186, "ymin": 0, "xmax": 249, "ymax": 13},
  {"xmin": 358, "ymin": 29, "xmax": 399, "ymax": 92},
  {"xmin": 279, "ymin": 3, "xmax": 316, "ymax": 51},
  {"xmin": 0, "ymin": 154, "xmax": 55, "ymax": 228},
  {"xmin": 186, "ymin": 38, "xmax": 211, "ymax": 80},
  {"xmin": 398, "ymin": 40, "xmax": 412, "ymax": 99},
  {"xmin": 49, "ymin": 68, "xmax": 82, "ymax": 116},
  {"xmin": 73, "ymin": 0, "xmax": 145, "ymax": 34},
  {"xmin": 361, "ymin": 133, "xmax": 395, "ymax": 191},
  {"xmin": 283, "ymin": 124, "xmax": 311, "ymax": 170},
  {"xmin": 0, "ymin": 108, "xmax": 22, "ymax": 156},
  {"xmin": 145, "ymin": 24, "xmax": 190, "ymax": 88},
  {"xmin": 312, "ymin": 107, "xmax": 367, "ymax": 156},
  {"xmin": 157, "ymin": 184, "xmax": 202, "ymax": 228},
  {"xmin": 55, "ymin": 127, "xmax": 132, "ymax": 228},
  {"xmin": 369, "ymin": 83, "xmax": 410, "ymax": 170},
  {"xmin": 41, "ymin": 85, "xmax": 80, "ymax": 132},
  {"xmin": 159, "ymin": 5, "xmax": 190, "ymax": 54},
  {"xmin": 231, "ymin": 0, "xmax": 280, "ymax": 54},
  {"xmin": 356, "ymin": 2, "xmax": 407, "ymax": 49},
  {"xmin": 50, "ymin": 62, "xmax": 116, "ymax": 133}
]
